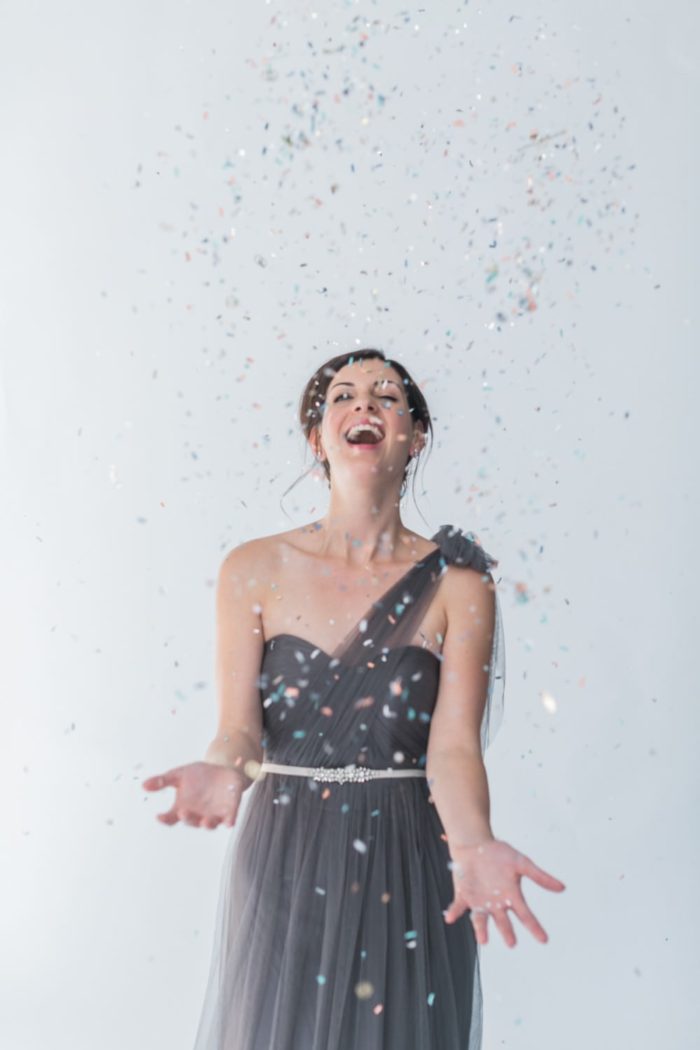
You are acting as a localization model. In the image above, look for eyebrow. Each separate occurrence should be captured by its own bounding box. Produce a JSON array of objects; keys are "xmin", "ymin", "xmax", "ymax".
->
[{"xmin": 328, "ymin": 379, "xmax": 403, "ymax": 394}]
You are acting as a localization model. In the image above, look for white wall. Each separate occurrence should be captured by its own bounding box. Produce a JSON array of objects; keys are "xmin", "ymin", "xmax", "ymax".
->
[{"xmin": 1, "ymin": 1, "xmax": 696, "ymax": 1047}]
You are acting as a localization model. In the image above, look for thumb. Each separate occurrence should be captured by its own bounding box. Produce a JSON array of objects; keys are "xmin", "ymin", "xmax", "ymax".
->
[
  {"xmin": 443, "ymin": 901, "xmax": 459, "ymax": 924},
  {"xmin": 142, "ymin": 769, "xmax": 179, "ymax": 792}
]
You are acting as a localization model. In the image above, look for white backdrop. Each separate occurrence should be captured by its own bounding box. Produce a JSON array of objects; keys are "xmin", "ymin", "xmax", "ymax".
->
[{"xmin": 1, "ymin": 2, "xmax": 696, "ymax": 1048}]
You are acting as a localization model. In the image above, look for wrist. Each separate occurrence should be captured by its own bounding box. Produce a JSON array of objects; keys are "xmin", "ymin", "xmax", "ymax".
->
[
  {"xmin": 449, "ymin": 832, "xmax": 496, "ymax": 850},
  {"xmin": 202, "ymin": 757, "xmax": 260, "ymax": 786}
]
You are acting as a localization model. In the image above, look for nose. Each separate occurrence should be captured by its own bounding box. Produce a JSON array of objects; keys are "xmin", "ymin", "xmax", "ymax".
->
[{"xmin": 354, "ymin": 392, "xmax": 379, "ymax": 411}]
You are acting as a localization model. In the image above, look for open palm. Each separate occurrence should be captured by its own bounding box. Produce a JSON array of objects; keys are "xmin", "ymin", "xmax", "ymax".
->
[
  {"xmin": 141, "ymin": 761, "xmax": 248, "ymax": 830},
  {"xmin": 443, "ymin": 838, "xmax": 566, "ymax": 947}
]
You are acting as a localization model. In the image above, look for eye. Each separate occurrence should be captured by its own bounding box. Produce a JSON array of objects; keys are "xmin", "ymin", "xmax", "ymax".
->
[{"xmin": 332, "ymin": 393, "xmax": 398, "ymax": 404}]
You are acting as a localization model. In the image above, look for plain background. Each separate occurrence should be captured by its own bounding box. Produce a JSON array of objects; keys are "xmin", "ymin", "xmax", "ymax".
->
[{"xmin": 1, "ymin": 2, "xmax": 697, "ymax": 1047}]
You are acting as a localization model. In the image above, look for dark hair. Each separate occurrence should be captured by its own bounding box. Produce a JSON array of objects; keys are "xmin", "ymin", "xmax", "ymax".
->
[{"xmin": 280, "ymin": 348, "xmax": 433, "ymax": 516}]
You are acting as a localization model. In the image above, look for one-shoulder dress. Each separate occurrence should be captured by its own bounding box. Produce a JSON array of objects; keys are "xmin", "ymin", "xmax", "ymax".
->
[{"xmin": 192, "ymin": 524, "xmax": 505, "ymax": 1050}]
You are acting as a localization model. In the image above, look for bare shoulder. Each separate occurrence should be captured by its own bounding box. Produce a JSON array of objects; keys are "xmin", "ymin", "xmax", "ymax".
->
[
  {"xmin": 216, "ymin": 534, "xmax": 275, "ymax": 600},
  {"xmin": 217, "ymin": 526, "xmax": 306, "ymax": 590}
]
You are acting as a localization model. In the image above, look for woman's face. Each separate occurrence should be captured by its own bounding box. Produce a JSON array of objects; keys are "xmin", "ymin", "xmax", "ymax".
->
[{"xmin": 313, "ymin": 359, "xmax": 425, "ymax": 485}]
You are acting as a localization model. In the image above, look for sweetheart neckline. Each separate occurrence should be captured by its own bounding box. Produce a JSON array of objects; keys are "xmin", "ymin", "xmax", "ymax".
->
[
  {"xmin": 260, "ymin": 546, "xmax": 444, "ymax": 668},
  {"xmin": 263, "ymin": 632, "xmax": 442, "ymax": 667}
]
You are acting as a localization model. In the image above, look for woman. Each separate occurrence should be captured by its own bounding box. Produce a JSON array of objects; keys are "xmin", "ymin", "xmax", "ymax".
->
[{"xmin": 143, "ymin": 349, "xmax": 566, "ymax": 1049}]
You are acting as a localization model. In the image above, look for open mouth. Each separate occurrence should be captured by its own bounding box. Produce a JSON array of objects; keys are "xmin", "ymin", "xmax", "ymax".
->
[{"xmin": 345, "ymin": 423, "xmax": 384, "ymax": 446}]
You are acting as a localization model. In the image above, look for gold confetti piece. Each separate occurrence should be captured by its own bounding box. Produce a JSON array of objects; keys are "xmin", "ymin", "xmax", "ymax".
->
[{"xmin": 354, "ymin": 980, "xmax": 374, "ymax": 1000}]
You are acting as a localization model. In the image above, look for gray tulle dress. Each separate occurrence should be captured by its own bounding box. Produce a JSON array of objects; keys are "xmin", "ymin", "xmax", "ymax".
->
[{"xmin": 191, "ymin": 524, "xmax": 505, "ymax": 1050}]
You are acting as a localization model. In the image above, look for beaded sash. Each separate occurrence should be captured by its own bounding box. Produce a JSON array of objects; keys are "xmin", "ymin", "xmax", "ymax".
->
[{"xmin": 259, "ymin": 761, "xmax": 427, "ymax": 784}]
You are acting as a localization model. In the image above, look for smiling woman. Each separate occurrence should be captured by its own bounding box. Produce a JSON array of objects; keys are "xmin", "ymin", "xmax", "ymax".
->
[
  {"xmin": 296, "ymin": 348, "xmax": 434, "ymax": 501},
  {"xmin": 142, "ymin": 348, "xmax": 565, "ymax": 1050}
]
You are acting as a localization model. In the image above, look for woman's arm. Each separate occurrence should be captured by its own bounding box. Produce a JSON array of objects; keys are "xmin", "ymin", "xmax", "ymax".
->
[
  {"xmin": 203, "ymin": 540, "xmax": 266, "ymax": 790},
  {"xmin": 425, "ymin": 564, "xmax": 497, "ymax": 849},
  {"xmin": 426, "ymin": 749, "xmax": 494, "ymax": 848}
]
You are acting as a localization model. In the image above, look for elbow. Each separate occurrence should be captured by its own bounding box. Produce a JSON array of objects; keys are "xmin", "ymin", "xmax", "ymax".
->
[{"xmin": 425, "ymin": 745, "xmax": 483, "ymax": 778}]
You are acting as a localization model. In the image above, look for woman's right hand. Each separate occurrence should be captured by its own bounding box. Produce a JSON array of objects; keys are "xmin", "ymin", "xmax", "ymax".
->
[{"xmin": 141, "ymin": 761, "xmax": 251, "ymax": 830}]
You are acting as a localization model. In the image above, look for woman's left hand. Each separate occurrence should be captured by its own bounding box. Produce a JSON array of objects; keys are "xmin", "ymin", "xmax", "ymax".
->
[{"xmin": 443, "ymin": 838, "xmax": 566, "ymax": 947}]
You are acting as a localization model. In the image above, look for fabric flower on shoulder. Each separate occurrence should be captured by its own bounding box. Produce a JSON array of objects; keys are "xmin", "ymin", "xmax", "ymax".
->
[{"xmin": 431, "ymin": 523, "xmax": 498, "ymax": 574}]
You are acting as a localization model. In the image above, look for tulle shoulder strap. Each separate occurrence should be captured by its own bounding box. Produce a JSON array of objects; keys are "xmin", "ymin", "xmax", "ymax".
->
[
  {"xmin": 430, "ymin": 523, "xmax": 499, "ymax": 574},
  {"xmin": 430, "ymin": 523, "xmax": 506, "ymax": 754}
]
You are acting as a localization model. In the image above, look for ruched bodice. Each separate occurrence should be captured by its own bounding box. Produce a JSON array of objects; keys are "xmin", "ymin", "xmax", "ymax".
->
[{"xmin": 260, "ymin": 634, "xmax": 441, "ymax": 770}]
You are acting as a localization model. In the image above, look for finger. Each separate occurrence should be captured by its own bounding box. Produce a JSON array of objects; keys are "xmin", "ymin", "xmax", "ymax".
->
[
  {"xmin": 142, "ymin": 769, "xmax": 181, "ymax": 792},
  {"xmin": 443, "ymin": 900, "xmax": 463, "ymax": 924},
  {"xmin": 156, "ymin": 809, "xmax": 180, "ymax": 826},
  {"xmin": 468, "ymin": 908, "xmax": 489, "ymax": 945},
  {"xmin": 508, "ymin": 892, "xmax": 549, "ymax": 944},
  {"xmin": 181, "ymin": 810, "xmax": 203, "ymax": 828},
  {"xmin": 490, "ymin": 902, "xmax": 517, "ymax": 948},
  {"xmin": 202, "ymin": 816, "xmax": 222, "ymax": 830},
  {"xmin": 516, "ymin": 854, "xmax": 566, "ymax": 891},
  {"xmin": 444, "ymin": 890, "xmax": 473, "ymax": 924}
]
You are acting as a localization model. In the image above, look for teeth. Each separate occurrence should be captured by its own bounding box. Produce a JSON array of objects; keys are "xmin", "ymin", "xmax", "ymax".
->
[{"xmin": 346, "ymin": 423, "xmax": 384, "ymax": 443}]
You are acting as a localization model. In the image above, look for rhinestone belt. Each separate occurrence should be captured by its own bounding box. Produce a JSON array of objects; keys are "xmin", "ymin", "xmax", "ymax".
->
[{"xmin": 259, "ymin": 761, "xmax": 427, "ymax": 784}]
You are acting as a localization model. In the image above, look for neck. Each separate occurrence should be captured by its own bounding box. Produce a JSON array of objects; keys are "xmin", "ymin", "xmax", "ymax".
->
[{"xmin": 309, "ymin": 500, "xmax": 414, "ymax": 568}]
